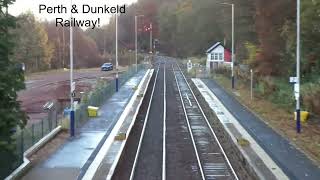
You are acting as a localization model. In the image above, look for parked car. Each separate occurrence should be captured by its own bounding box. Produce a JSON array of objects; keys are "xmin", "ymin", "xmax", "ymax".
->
[
  {"xmin": 101, "ymin": 63, "xmax": 113, "ymax": 71},
  {"xmin": 16, "ymin": 63, "xmax": 25, "ymax": 72}
]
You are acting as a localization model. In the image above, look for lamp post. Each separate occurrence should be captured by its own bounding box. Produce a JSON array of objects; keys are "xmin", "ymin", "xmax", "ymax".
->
[
  {"xmin": 116, "ymin": 13, "xmax": 119, "ymax": 92},
  {"xmin": 149, "ymin": 23, "xmax": 153, "ymax": 54},
  {"xmin": 69, "ymin": 0, "xmax": 75, "ymax": 137},
  {"xmin": 135, "ymin": 15, "xmax": 144, "ymax": 72},
  {"xmin": 296, "ymin": 0, "xmax": 301, "ymax": 133},
  {"xmin": 221, "ymin": 3, "xmax": 235, "ymax": 89}
]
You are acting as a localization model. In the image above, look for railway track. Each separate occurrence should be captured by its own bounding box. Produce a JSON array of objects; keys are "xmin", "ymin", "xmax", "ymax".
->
[
  {"xmin": 117, "ymin": 57, "xmax": 238, "ymax": 180},
  {"xmin": 172, "ymin": 63, "xmax": 238, "ymax": 180},
  {"xmin": 129, "ymin": 62, "xmax": 164, "ymax": 180}
]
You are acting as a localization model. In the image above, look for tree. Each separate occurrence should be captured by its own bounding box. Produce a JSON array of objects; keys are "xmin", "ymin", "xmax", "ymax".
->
[
  {"xmin": 158, "ymin": 2, "xmax": 179, "ymax": 55},
  {"xmin": 12, "ymin": 12, "xmax": 54, "ymax": 72},
  {"xmin": 253, "ymin": 0, "xmax": 294, "ymax": 76},
  {"xmin": 230, "ymin": 0, "xmax": 257, "ymax": 61},
  {"xmin": 73, "ymin": 27, "xmax": 103, "ymax": 67},
  {"xmin": 0, "ymin": 0, "xmax": 27, "ymax": 178},
  {"xmin": 43, "ymin": 22, "xmax": 66, "ymax": 69},
  {"xmin": 282, "ymin": 0, "xmax": 320, "ymax": 77}
]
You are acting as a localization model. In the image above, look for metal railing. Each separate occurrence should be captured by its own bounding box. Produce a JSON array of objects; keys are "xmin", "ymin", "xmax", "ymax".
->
[
  {"xmin": 74, "ymin": 64, "xmax": 146, "ymax": 128},
  {"xmin": 1, "ymin": 107, "xmax": 60, "ymax": 179},
  {"xmin": 1, "ymin": 64, "xmax": 146, "ymax": 179}
]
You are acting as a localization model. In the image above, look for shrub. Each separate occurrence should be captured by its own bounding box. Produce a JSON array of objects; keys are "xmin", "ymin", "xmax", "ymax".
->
[
  {"xmin": 301, "ymin": 82, "xmax": 320, "ymax": 115},
  {"xmin": 243, "ymin": 42, "xmax": 261, "ymax": 66},
  {"xmin": 254, "ymin": 76, "xmax": 294, "ymax": 109},
  {"xmin": 255, "ymin": 76, "xmax": 276, "ymax": 96}
]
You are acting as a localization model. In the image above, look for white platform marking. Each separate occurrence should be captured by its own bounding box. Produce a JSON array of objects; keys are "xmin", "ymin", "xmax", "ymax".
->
[{"xmin": 192, "ymin": 78, "xmax": 289, "ymax": 180}]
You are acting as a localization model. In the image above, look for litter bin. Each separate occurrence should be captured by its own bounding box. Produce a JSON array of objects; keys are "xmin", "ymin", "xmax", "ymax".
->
[
  {"xmin": 294, "ymin": 111, "xmax": 309, "ymax": 123},
  {"xmin": 88, "ymin": 106, "xmax": 99, "ymax": 117}
]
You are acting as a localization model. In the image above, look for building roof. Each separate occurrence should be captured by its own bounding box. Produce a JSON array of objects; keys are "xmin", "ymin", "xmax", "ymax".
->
[
  {"xmin": 206, "ymin": 42, "xmax": 231, "ymax": 53},
  {"xmin": 206, "ymin": 42, "xmax": 222, "ymax": 53}
]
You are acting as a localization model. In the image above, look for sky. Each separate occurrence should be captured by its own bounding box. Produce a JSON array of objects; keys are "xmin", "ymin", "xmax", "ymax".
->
[{"xmin": 9, "ymin": 0, "xmax": 137, "ymax": 25}]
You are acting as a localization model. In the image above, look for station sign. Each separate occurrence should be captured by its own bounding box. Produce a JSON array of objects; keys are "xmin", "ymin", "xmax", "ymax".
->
[
  {"xmin": 290, "ymin": 77, "xmax": 298, "ymax": 84},
  {"xmin": 71, "ymin": 82, "xmax": 76, "ymax": 92},
  {"xmin": 187, "ymin": 60, "xmax": 193, "ymax": 72}
]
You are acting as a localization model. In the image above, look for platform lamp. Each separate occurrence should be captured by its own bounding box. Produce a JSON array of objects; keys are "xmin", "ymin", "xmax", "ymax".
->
[
  {"xmin": 115, "ymin": 12, "xmax": 119, "ymax": 92},
  {"xmin": 221, "ymin": 2, "xmax": 235, "ymax": 89},
  {"xmin": 295, "ymin": 0, "xmax": 301, "ymax": 133},
  {"xmin": 135, "ymin": 15, "xmax": 144, "ymax": 72},
  {"xmin": 69, "ymin": 0, "xmax": 75, "ymax": 137}
]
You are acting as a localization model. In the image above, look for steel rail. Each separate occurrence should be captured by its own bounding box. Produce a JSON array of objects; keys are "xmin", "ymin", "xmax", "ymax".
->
[
  {"xmin": 172, "ymin": 64, "xmax": 206, "ymax": 180},
  {"xmin": 129, "ymin": 64, "xmax": 161, "ymax": 180},
  {"xmin": 176, "ymin": 63, "xmax": 239, "ymax": 180}
]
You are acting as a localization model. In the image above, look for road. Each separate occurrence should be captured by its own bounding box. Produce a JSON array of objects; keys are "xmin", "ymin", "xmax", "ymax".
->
[{"xmin": 113, "ymin": 56, "xmax": 239, "ymax": 180}]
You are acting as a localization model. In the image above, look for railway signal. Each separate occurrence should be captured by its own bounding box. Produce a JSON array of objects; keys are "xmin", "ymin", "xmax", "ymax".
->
[{"xmin": 135, "ymin": 15, "xmax": 144, "ymax": 72}]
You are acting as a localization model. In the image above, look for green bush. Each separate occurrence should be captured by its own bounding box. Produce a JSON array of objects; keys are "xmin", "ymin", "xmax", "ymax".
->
[
  {"xmin": 188, "ymin": 57, "xmax": 206, "ymax": 66},
  {"xmin": 215, "ymin": 66, "xmax": 231, "ymax": 77},
  {"xmin": 255, "ymin": 76, "xmax": 275, "ymax": 95},
  {"xmin": 254, "ymin": 76, "xmax": 294, "ymax": 109},
  {"xmin": 243, "ymin": 42, "xmax": 261, "ymax": 66},
  {"xmin": 269, "ymin": 79, "xmax": 294, "ymax": 108},
  {"xmin": 187, "ymin": 68, "xmax": 197, "ymax": 78},
  {"xmin": 301, "ymin": 81, "xmax": 320, "ymax": 115}
]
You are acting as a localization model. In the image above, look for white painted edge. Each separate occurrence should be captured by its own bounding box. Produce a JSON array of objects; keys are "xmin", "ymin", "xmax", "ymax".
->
[
  {"xmin": 5, "ymin": 157, "xmax": 31, "ymax": 180},
  {"xmin": 6, "ymin": 126, "xmax": 62, "ymax": 180},
  {"xmin": 172, "ymin": 64, "xmax": 206, "ymax": 180},
  {"xmin": 129, "ymin": 66, "xmax": 160, "ymax": 180},
  {"xmin": 82, "ymin": 69, "xmax": 152, "ymax": 180},
  {"xmin": 105, "ymin": 69, "xmax": 154, "ymax": 180},
  {"xmin": 25, "ymin": 126, "xmax": 62, "ymax": 157},
  {"xmin": 192, "ymin": 78, "xmax": 289, "ymax": 180},
  {"xmin": 162, "ymin": 63, "xmax": 167, "ymax": 180}
]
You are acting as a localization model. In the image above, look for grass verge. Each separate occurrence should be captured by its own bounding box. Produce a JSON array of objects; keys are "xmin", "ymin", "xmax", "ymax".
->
[{"xmin": 212, "ymin": 74, "xmax": 320, "ymax": 166}]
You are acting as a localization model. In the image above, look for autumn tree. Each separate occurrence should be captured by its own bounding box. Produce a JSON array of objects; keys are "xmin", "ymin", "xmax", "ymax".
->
[
  {"xmin": 281, "ymin": 0, "xmax": 320, "ymax": 78},
  {"xmin": 43, "ymin": 22, "xmax": 67, "ymax": 69},
  {"xmin": 85, "ymin": 0, "xmax": 320, "ymax": 80},
  {"xmin": 86, "ymin": 23, "xmax": 116, "ymax": 57},
  {"xmin": 44, "ymin": 21, "xmax": 103, "ymax": 69},
  {"xmin": 228, "ymin": 0, "xmax": 257, "ymax": 61},
  {"xmin": 72, "ymin": 27, "xmax": 103, "ymax": 67},
  {"xmin": 12, "ymin": 12, "xmax": 53, "ymax": 72},
  {"xmin": 253, "ymin": 0, "xmax": 294, "ymax": 76}
]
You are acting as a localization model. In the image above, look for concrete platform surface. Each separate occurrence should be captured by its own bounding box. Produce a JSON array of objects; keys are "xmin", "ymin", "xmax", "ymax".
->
[
  {"xmin": 22, "ymin": 70, "xmax": 147, "ymax": 180},
  {"xmin": 193, "ymin": 78, "xmax": 288, "ymax": 180},
  {"xmin": 84, "ymin": 69, "xmax": 154, "ymax": 180},
  {"xmin": 201, "ymin": 78, "xmax": 320, "ymax": 180}
]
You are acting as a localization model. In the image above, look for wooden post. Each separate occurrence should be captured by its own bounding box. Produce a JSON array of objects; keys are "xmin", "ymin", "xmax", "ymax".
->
[{"xmin": 251, "ymin": 69, "xmax": 253, "ymax": 100}]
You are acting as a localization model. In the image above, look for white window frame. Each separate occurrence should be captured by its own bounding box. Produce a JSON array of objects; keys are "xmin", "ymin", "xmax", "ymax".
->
[
  {"xmin": 219, "ymin": 53, "xmax": 223, "ymax": 60},
  {"xmin": 214, "ymin": 53, "xmax": 218, "ymax": 60}
]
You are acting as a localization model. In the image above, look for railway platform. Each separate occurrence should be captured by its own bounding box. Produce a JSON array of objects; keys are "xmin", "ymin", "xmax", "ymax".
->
[
  {"xmin": 109, "ymin": 58, "xmax": 250, "ymax": 180},
  {"xmin": 21, "ymin": 69, "xmax": 149, "ymax": 180},
  {"xmin": 200, "ymin": 78, "xmax": 320, "ymax": 180}
]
